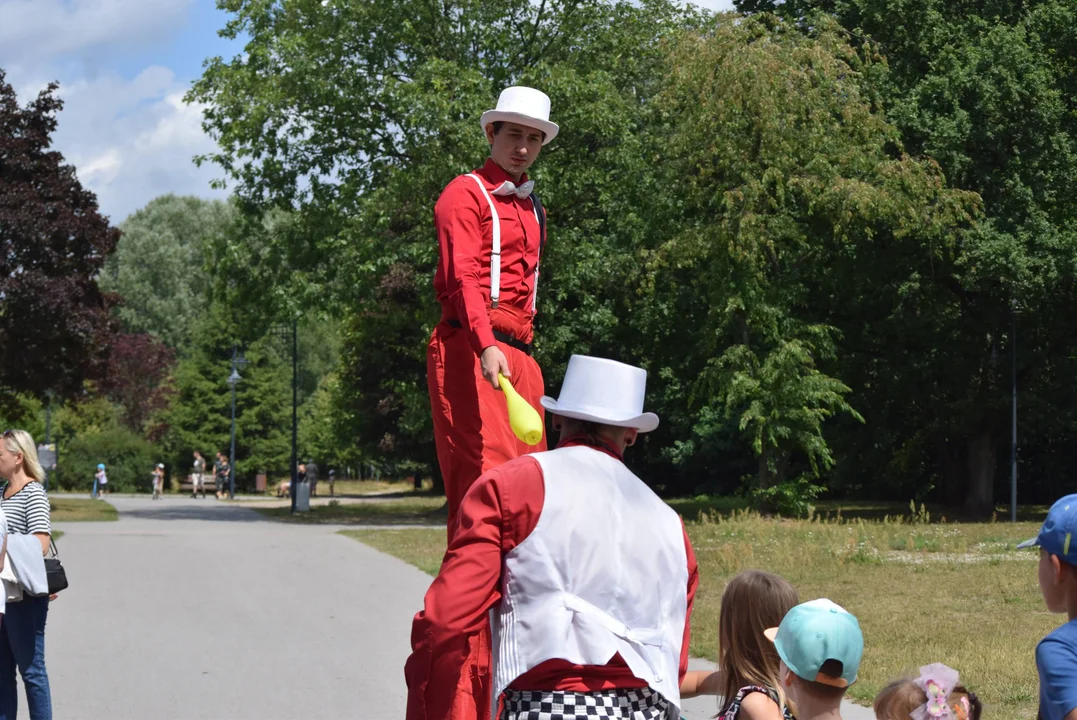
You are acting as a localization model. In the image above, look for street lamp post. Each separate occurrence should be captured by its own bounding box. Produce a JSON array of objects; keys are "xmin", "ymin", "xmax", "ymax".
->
[
  {"xmin": 227, "ymin": 347, "xmax": 247, "ymax": 500},
  {"xmin": 44, "ymin": 391, "xmax": 53, "ymax": 492},
  {"xmin": 273, "ymin": 320, "xmax": 300, "ymax": 513},
  {"xmin": 289, "ymin": 318, "xmax": 298, "ymax": 514},
  {"xmin": 1011, "ymin": 306, "xmax": 1018, "ymax": 523}
]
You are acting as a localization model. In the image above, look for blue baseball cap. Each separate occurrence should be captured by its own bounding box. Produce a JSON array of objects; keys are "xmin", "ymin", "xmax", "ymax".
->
[
  {"xmin": 764, "ymin": 599, "xmax": 864, "ymax": 688},
  {"xmin": 97, "ymin": 463, "xmax": 105, "ymax": 470},
  {"xmin": 1018, "ymin": 494, "xmax": 1077, "ymax": 561}
]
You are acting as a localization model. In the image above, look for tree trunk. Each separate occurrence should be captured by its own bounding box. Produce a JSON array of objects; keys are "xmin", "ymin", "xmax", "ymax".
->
[
  {"xmin": 759, "ymin": 454, "xmax": 776, "ymax": 490},
  {"xmin": 431, "ymin": 462, "xmax": 445, "ymax": 495},
  {"xmin": 935, "ymin": 437, "xmax": 964, "ymax": 507},
  {"xmin": 964, "ymin": 429, "xmax": 996, "ymax": 518}
]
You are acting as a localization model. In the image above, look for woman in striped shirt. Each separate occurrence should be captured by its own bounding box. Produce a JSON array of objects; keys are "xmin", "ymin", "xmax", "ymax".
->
[{"xmin": 0, "ymin": 429, "xmax": 52, "ymax": 720}]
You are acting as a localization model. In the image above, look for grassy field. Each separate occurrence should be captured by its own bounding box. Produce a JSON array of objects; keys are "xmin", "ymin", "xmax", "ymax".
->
[
  {"xmin": 50, "ymin": 497, "xmax": 118, "ymax": 522},
  {"xmin": 348, "ymin": 507, "xmax": 1058, "ymax": 720},
  {"xmin": 254, "ymin": 495, "xmax": 446, "ymax": 524}
]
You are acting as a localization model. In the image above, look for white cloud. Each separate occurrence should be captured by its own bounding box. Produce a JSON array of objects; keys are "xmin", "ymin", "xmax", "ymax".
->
[
  {"xmin": 0, "ymin": 0, "xmax": 224, "ymax": 223},
  {"xmin": 0, "ymin": 0, "xmax": 192, "ymax": 62},
  {"xmin": 687, "ymin": 0, "xmax": 737, "ymax": 10},
  {"xmin": 7, "ymin": 65, "xmax": 226, "ymax": 223}
]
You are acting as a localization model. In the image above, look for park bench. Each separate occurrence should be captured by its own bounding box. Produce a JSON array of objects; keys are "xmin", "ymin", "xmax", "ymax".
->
[
  {"xmin": 177, "ymin": 474, "xmax": 213, "ymax": 494},
  {"xmin": 176, "ymin": 473, "xmax": 268, "ymax": 494}
]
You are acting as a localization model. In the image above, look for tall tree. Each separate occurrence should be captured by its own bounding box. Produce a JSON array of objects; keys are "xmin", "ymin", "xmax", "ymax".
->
[
  {"xmin": 98, "ymin": 333, "xmax": 176, "ymax": 439},
  {"xmin": 159, "ymin": 301, "xmax": 291, "ymax": 485},
  {"xmin": 100, "ymin": 194, "xmax": 234, "ymax": 349},
  {"xmin": 733, "ymin": 0, "xmax": 1077, "ymax": 514},
  {"xmin": 190, "ymin": 0, "xmax": 704, "ymax": 482},
  {"xmin": 633, "ymin": 15, "xmax": 976, "ymax": 509},
  {"xmin": 0, "ymin": 70, "xmax": 119, "ymax": 404}
]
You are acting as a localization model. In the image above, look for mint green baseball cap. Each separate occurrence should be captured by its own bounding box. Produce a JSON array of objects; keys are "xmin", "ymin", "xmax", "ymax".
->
[{"xmin": 764, "ymin": 598, "xmax": 864, "ymax": 688}]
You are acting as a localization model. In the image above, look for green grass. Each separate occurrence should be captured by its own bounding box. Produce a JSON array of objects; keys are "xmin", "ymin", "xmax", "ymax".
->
[
  {"xmin": 50, "ymin": 497, "xmax": 118, "ymax": 522},
  {"xmin": 345, "ymin": 528, "xmax": 448, "ymax": 575},
  {"xmin": 346, "ymin": 508, "xmax": 1056, "ymax": 720},
  {"xmin": 253, "ymin": 495, "xmax": 447, "ymax": 524}
]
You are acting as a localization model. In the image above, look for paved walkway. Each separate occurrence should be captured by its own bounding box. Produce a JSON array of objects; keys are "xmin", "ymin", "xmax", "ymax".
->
[{"xmin": 29, "ymin": 497, "xmax": 871, "ymax": 719}]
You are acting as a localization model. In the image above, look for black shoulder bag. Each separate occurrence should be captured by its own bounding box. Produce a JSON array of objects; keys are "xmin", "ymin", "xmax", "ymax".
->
[{"xmin": 45, "ymin": 537, "xmax": 68, "ymax": 595}]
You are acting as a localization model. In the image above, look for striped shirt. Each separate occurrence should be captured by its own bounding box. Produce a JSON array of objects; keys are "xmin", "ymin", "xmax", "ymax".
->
[{"xmin": 0, "ymin": 482, "xmax": 51, "ymax": 536}]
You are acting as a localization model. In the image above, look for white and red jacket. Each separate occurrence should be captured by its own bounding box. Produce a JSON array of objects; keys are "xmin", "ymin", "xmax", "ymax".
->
[{"xmin": 404, "ymin": 438, "xmax": 700, "ymax": 720}]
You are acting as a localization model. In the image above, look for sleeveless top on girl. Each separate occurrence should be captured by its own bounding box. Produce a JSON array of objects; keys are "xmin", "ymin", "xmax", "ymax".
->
[{"xmin": 719, "ymin": 685, "xmax": 795, "ymax": 720}]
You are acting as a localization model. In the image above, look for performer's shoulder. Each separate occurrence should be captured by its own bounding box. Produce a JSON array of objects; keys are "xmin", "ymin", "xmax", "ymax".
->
[
  {"xmin": 434, "ymin": 172, "xmax": 485, "ymax": 214},
  {"xmin": 439, "ymin": 171, "xmax": 485, "ymax": 196}
]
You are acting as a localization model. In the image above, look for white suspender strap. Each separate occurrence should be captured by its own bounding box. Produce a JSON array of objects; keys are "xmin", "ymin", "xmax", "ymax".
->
[
  {"xmin": 466, "ymin": 173, "xmax": 501, "ymax": 309},
  {"xmin": 531, "ymin": 204, "xmax": 541, "ymax": 315}
]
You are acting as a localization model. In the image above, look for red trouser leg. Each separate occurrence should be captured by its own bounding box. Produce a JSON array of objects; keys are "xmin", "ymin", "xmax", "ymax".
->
[
  {"xmin": 426, "ymin": 322, "xmax": 546, "ymax": 720},
  {"xmin": 427, "ymin": 323, "xmax": 546, "ymax": 536}
]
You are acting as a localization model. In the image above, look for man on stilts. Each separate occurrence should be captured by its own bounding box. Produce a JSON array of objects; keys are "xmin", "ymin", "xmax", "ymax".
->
[
  {"xmin": 423, "ymin": 85, "xmax": 558, "ymax": 719},
  {"xmin": 407, "ymin": 355, "xmax": 700, "ymax": 720}
]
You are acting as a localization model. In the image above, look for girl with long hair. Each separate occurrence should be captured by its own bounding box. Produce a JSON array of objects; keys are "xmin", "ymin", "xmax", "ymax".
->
[{"xmin": 682, "ymin": 570, "xmax": 800, "ymax": 719}]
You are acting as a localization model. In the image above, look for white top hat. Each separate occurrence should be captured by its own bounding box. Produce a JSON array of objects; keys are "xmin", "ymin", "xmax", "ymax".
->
[
  {"xmin": 540, "ymin": 355, "xmax": 659, "ymax": 433},
  {"xmin": 480, "ymin": 86, "xmax": 559, "ymax": 145}
]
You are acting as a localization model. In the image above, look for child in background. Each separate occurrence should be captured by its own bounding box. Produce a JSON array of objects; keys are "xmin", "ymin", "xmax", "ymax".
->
[
  {"xmin": 94, "ymin": 463, "xmax": 107, "ymax": 498},
  {"xmin": 1019, "ymin": 493, "xmax": 1077, "ymax": 720},
  {"xmin": 873, "ymin": 663, "xmax": 981, "ymax": 720},
  {"xmin": 681, "ymin": 570, "xmax": 799, "ymax": 719},
  {"xmin": 765, "ymin": 598, "xmax": 864, "ymax": 720},
  {"xmin": 151, "ymin": 463, "xmax": 164, "ymax": 500}
]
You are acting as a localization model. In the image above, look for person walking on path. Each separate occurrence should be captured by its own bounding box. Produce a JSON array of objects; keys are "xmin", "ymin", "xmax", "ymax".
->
[
  {"xmin": 214, "ymin": 453, "xmax": 230, "ymax": 500},
  {"xmin": 406, "ymin": 355, "xmax": 699, "ymax": 720},
  {"xmin": 151, "ymin": 464, "xmax": 164, "ymax": 500},
  {"xmin": 427, "ymin": 85, "xmax": 559, "ymax": 534},
  {"xmin": 93, "ymin": 464, "xmax": 107, "ymax": 499},
  {"xmin": 191, "ymin": 451, "xmax": 206, "ymax": 499},
  {"xmin": 306, "ymin": 460, "xmax": 319, "ymax": 498},
  {"xmin": 0, "ymin": 430, "xmax": 54, "ymax": 720}
]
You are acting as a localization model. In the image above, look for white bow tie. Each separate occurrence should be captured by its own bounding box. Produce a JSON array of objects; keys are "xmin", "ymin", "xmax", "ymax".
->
[{"xmin": 490, "ymin": 180, "xmax": 535, "ymax": 199}]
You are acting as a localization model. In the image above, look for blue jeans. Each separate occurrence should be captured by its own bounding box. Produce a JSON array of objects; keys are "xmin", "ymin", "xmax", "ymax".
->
[{"xmin": 0, "ymin": 595, "xmax": 52, "ymax": 720}]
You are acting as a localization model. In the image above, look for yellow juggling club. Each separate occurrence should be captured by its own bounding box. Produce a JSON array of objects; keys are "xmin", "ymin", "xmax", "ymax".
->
[{"xmin": 498, "ymin": 373, "xmax": 544, "ymax": 446}]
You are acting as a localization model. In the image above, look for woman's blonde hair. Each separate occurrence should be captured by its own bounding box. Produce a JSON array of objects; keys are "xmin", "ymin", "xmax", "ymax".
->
[
  {"xmin": 3, "ymin": 429, "xmax": 45, "ymax": 482},
  {"xmin": 718, "ymin": 570, "xmax": 799, "ymax": 716}
]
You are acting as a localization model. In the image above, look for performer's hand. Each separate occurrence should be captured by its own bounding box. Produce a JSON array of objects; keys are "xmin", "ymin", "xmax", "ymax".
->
[{"xmin": 480, "ymin": 346, "xmax": 510, "ymax": 389}]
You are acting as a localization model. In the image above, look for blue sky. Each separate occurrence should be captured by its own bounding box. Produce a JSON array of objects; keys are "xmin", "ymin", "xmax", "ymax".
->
[{"xmin": 1, "ymin": 0, "xmax": 733, "ymax": 224}]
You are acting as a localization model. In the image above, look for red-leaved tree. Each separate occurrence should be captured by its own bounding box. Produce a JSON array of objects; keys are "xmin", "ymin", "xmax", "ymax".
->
[
  {"xmin": 99, "ymin": 333, "xmax": 176, "ymax": 439},
  {"xmin": 0, "ymin": 69, "xmax": 119, "ymax": 405}
]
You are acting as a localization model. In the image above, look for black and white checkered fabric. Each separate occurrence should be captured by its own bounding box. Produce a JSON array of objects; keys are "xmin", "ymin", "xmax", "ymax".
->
[{"xmin": 502, "ymin": 687, "xmax": 671, "ymax": 720}]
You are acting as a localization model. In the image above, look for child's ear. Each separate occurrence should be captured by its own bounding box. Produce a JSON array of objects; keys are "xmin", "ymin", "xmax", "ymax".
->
[{"xmin": 1052, "ymin": 554, "xmax": 1067, "ymax": 584}]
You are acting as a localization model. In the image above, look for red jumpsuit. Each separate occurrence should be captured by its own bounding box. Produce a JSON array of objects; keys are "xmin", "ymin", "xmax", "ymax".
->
[
  {"xmin": 428, "ymin": 157, "xmax": 548, "ymax": 531},
  {"xmin": 404, "ymin": 438, "xmax": 700, "ymax": 720},
  {"xmin": 427, "ymin": 158, "xmax": 549, "ymax": 719}
]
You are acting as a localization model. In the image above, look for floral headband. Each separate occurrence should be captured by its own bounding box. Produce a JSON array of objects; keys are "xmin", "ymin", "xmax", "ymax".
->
[{"xmin": 911, "ymin": 663, "xmax": 972, "ymax": 720}]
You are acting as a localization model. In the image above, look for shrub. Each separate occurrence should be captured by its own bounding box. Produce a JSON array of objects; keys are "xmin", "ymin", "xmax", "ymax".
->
[
  {"xmin": 750, "ymin": 475, "xmax": 823, "ymax": 519},
  {"xmin": 56, "ymin": 426, "xmax": 155, "ymax": 493}
]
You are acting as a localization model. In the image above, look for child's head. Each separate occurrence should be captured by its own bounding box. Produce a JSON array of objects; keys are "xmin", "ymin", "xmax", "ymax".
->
[
  {"xmin": 718, "ymin": 570, "xmax": 799, "ymax": 705},
  {"xmin": 765, "ymin": 599, "xmax": 864, "ymax": 713},
  {"xmin": 873, "ymin": 664, "xmax": 982, "ymax": 720},
  {"xmin": 1019, "ymin": 494, "xmax": 1077, "ymax": 614}
]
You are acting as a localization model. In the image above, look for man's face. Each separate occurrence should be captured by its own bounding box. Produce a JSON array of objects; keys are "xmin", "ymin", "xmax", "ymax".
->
[{"xmin": 485, "ymin": 121, "xmax": 544, "ymax": 178}]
